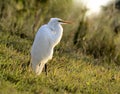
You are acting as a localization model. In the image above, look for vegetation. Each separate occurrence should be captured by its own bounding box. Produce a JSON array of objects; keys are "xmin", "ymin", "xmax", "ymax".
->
[
  {"xmin": 0, "ymin": 0, "xmax": 120, "ymax": 94},
  {"xmin": 74, "ymin": 3, "xmax": 120, "ymax": 64}
]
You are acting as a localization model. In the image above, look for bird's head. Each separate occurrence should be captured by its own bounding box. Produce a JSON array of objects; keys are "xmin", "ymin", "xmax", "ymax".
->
[{"xmin": 48, "ymin": 18, "xmax": 72, "ymax": 25}]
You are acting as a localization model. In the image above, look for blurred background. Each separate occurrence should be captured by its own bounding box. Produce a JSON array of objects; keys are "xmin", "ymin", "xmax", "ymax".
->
[{"xmin": 0, "ymin": 0, "xmax": 120, "ymax": 64}]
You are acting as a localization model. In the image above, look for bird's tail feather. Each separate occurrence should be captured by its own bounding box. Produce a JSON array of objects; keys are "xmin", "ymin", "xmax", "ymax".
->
[
  {"xmin": 31, "ymin": 58, "xmax": 46, "ymax": 75},
  {"xmin": 36, "ymin": 63, "xmax": 45, "ymax": 75}
]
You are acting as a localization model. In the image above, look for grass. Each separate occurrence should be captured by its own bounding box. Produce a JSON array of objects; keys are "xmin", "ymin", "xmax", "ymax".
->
[
  {"xmin": 0, "ymin": 31, "xmax": 120, "ymax": 94},
  {"xmin": 0, "ymin": 0, "xmax": 120, "ymax": 94}
]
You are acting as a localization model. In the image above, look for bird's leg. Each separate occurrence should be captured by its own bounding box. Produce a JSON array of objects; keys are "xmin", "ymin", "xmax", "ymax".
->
[{"xmin": 45, "ymin": 64, "xmax": 48, "ymax": 76}]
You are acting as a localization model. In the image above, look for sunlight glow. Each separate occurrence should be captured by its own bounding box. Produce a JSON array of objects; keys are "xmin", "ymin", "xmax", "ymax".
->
[{"xmin": 74, "ymin": 0, "xmax": 113, "ymax": 16}]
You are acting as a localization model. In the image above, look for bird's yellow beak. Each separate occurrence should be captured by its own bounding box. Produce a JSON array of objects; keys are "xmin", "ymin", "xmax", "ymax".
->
[
  {"xmin": 62, "ymin": 20, "xmax": 73, "ymax": 24},
  {"xmin": 59, "ymin": 20, "xmax": 72, "ymax": 24}
]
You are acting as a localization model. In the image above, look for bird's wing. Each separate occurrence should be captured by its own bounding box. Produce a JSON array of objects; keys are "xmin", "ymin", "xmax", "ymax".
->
[{"xmin": 31, "ymin": 25, "xmax": 53, "ymax": 62}]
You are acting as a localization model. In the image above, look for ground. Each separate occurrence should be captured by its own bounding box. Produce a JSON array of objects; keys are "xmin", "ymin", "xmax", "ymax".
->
[{"xmin": 0, "ymin": 31, "xmax": 120, "ymax": 94}]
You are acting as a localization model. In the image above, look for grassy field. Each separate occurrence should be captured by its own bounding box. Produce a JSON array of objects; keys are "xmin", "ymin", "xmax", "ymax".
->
[
  {"xmin": 0, "ymin": 0, "xmax": 120, "ymax": 94},
  {"xmin": 0, "ymin": 31, "xmax": 120, "ymax": 94}
]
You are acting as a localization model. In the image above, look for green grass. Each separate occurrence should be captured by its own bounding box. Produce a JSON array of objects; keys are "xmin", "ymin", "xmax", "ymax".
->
[
  {"xmin": 0, "ymin": 31, "xmax": 120, "ymax": 94},
  {"xmin": 0, "ymin": 1, "xmax": 120, "ymax": 93}
]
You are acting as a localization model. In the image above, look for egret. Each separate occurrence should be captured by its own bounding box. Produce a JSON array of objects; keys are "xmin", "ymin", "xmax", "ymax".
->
[{"xmin": 31, "ymin": 18, "xmax": 71, "ymax": 75}]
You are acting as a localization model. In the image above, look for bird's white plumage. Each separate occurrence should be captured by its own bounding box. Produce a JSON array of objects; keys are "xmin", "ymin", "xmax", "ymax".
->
[{"xmin": 31, "ymin": 18, "xmax": 64, "ymax": 75}]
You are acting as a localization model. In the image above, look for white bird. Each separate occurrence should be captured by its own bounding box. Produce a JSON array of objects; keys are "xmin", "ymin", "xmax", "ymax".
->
[{"xmin": 31, "ymin": 18, "xmax": 71, "ymax": 75}]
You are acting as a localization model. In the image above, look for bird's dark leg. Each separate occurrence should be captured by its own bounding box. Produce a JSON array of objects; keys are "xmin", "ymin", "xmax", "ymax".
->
[{"xmin": 45, "ymin": 64, "xmax": 48, "ymax": 75}]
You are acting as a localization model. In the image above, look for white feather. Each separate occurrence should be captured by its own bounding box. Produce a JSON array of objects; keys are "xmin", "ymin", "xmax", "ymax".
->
[{"xmin": 31, "ymin": 18, "xmax": 63, "ymax": 75}]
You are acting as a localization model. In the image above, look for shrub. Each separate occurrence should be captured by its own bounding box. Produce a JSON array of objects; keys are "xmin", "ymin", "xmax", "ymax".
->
[{"xmin": 74, "ymin": 4, "xmax": 120, "ymax": 64}]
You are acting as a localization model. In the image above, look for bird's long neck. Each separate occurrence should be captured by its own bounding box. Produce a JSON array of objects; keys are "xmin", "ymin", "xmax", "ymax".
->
[{"xmin": 48, "ymin": 23, "xmax": 63, "ymax": 47}]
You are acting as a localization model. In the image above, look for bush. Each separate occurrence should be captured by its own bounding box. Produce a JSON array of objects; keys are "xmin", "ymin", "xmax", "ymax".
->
[
  {"xmin": 0, "ymin": 0, "xmax": 73, "ymax": 37},
  {"xmin": 74, "ymin": 4, "xmax": 120, "ymax": 64}
]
